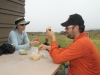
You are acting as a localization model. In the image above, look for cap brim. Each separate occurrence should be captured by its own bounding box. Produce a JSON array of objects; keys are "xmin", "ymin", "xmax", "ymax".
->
[
  {"xmin": 19, "ymin": 21, "xmax": 30, "ymax": 25},
  {"xmin": 61, "ymin": 21, "xmax": 69, "ymax": 27}
]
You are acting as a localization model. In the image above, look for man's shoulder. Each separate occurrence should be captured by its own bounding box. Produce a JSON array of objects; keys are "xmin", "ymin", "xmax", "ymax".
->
[
  {"xmin": 74, "ymin": 36, "xmax": 91, "ymax": 46},
  {"xmin": 78, "ymin": 36, "xmax": 90, "ymax": 42}
]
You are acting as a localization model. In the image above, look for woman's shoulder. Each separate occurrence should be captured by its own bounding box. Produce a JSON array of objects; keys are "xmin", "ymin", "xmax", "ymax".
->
[{"xmin": 10, "ymin": 29, "xmax": 17, "ymax": 34}]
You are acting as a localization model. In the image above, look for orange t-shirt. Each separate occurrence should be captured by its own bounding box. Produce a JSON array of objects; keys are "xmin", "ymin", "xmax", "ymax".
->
[{"xmin": 49, "ymin": 32, "xmax": 100, "ymax": 75}]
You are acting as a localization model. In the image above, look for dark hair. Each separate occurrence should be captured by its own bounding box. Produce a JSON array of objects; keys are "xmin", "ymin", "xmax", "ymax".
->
[
  {"xmin": 79, "ymin": 25, "xmax": 85, "ymax": 33},
  {"xmin": 15, "ymin": 27, "xmax": 18, "ymax": 29},
  {"xmin": 15, "ymin": 18, "xmax": 25, "ymax": 25},
  {"xmin": 43, "ymin": 38, "xmax": 50, "ymax": 46}
]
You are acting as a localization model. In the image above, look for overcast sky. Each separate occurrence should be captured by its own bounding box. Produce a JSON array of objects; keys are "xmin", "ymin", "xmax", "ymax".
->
[{"xmin": 25, "ymin": 0, "xmax": 100, "ymax": 32}]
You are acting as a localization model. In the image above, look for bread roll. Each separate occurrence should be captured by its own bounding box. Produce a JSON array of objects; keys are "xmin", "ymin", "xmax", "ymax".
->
[
  {"xmin": 48, "ymin": 26, "xmax": 51, "ymax": 31},
  {"xmin": 29, "ymin": 54, "xmax": 40, "ymax": 60},
  {"xmin": 19, "ymin": 51, "xmax": 27, "ymax": 55}
]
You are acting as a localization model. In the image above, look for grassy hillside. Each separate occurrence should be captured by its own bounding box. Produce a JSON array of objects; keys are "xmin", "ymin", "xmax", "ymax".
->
[
  {"xmin": 28, "ymin": 33, "xmax": 100, "ymax": 53},
  {"xmin": 28, "ymin": 31, "xmax": 100, "ymax": 69}
]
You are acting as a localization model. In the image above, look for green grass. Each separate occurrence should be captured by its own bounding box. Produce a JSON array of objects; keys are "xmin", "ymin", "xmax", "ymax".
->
[
  {"xmin": 91, "ymin": 39, "xmax": 100, "ymax": 52},
  {"xmin": 28, "ymin": 35, "xmax": 73, "ymax": 48},
  {"xmin": 28, "ymin": 34, "xmax": 100, "ymax": 52}
]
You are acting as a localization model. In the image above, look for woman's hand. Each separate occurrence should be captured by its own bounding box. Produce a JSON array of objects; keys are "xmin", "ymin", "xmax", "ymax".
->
[
  {"xmin": 30, "ymin": 38, "xmax": 40, "ymax": 46},
  {"xmin": 34, "ymin": 38, "xmax": 40, "ymax": 42},
  {"xmin": 30, "ymin": 41, "xmax": 39, "ymax": 46}
]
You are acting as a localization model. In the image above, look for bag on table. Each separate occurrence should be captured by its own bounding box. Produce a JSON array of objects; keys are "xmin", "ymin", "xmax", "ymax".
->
[{"xmin": 0, "ymin": 43, "xmax": 15, "ymax": 56}]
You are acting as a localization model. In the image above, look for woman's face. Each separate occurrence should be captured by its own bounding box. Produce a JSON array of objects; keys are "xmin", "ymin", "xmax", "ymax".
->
[{"xmin": 17, "ymin": 24, "xmax": 26, "ymax": 31}]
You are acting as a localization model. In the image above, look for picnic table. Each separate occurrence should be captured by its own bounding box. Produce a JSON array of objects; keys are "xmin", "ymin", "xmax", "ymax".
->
[{"xmin": 0, "ymin": 47, "xmax": 62, "ymax": 75}]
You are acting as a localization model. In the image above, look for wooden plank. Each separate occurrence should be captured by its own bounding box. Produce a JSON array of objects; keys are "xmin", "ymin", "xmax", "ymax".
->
[
  {"xmin": 0, "ymin": 41, "xmax": 8, "ymax": 46},
  {"xmin": 0, "ymin": 38, "xmax": 8, "ymax": 46},
  {"xmin": 0, "ymin": 24, "xmax": 14, "ymax": 28},
  {"xmin": 0, "ymin": 0, "xmax": 25, "ymax": 13},
  {"xmin": 0, "ymin": 13, "xmax": 24, "ymax": 24},
  {"xmin": 0, "ymin": 8, "xmax": 24, "ymax": 16},
  {"xmin": 8, "ymin": 0, "xmax": 25, "ymax": 5},
  {"xmin": 0, "ymin": 28, "xmax": 12, "ymax": 38},
  {"xmin": 0, "ymin": 38, "xmax": 8, "ymax": 42},
  {"xmin": 0, "ymin": 0, "xmax": 25, "ymax": 45}
]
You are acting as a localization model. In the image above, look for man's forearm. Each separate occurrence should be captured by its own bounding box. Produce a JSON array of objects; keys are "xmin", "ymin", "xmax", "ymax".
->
[
  {"xmin": 46, "ymin": 46, "xmax": 51, "ymax": 50},
  {"xmin": 52, "ymin": 36, "xmax": 56, "ymax": 41}
]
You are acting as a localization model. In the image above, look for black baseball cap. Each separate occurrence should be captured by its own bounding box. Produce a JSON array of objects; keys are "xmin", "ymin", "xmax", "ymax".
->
[{"xmin": 61, "ymin": 13, "xmax": 84, "ymax": 27}]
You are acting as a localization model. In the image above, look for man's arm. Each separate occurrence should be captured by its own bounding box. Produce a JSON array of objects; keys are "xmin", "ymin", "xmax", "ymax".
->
[{"xmin": 49, "ymin": 41, "xmax": 86, "ymax": 64}]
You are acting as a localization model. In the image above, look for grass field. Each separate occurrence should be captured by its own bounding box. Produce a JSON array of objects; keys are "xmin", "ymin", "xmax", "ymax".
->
[{"xmin": 28, "ymin": 34, "xmax": 100, "ymax": 53}]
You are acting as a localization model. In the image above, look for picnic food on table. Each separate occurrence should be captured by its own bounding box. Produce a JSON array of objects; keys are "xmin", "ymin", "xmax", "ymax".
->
[
  {"xmin": 29, "ymin": 51, "xmax": 40, "ymax": 60},
  {"xmin": 42, "ymin": 54, "xmax": 50, "ymax": 58},
  {"xmin": 29, "ymin": 54, "xmax": 40, "ymax": 60},
  {"xmin": 41, "ymin": 50, "xmax": 50, "ymax": 58},
  {"xmin": 19, "ymin": 49, "xmax": 28, "ymax": 55}
]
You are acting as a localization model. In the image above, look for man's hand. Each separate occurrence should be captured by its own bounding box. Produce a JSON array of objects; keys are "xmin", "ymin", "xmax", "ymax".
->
[
  {"xmin": 38, "ymin": 44, "xmax": 47, "ymax": 51},
  {"xmin": 46, "ymin": 27, "xmax": 56, "ymax": 41},
  {"xmin": 38, "ymin": 44, "xmax": 51, "ymax": 51}
]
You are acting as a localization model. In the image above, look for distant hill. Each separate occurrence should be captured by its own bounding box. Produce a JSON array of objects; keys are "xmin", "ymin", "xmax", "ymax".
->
[{"xmin": 27, "ymin": 29, "xmax": 100, "ymax": 39}]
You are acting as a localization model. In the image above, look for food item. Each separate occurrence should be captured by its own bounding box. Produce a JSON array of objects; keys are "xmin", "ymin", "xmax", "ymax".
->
[
  {"xmin": 37, "ymin": 51, "xmax": 40, "ymax": 54},
  {"xmin": 29, "ymin": 51, "xmax": 41, "ymax": 60},
  {"xmin": 48, "ymin": 26, "xmax": 51, "ymax": 31},
  {"xmin": 42, "ymin": 55, "xmax": 48, "ymax": 58},
  {"xmin": 40, "ymin": 50, "xmax": 50, "ymax": 58},
  {"xmin": 34, "ymin": 38, "xmax": 40, "ymax": 41},
  {"xmin": 19, "ymin": 49, "xmax": 28, "ymax": 55},
  {"xmin": 19, "ymin": 52, "xmax": 27, "ymax": 55},
  {"xmin": 33, "ymin": 38, "xmax": 40, "ymax": 44},
  {"xmin": 29, "ymin": 54, "xmax": 40, "ymax": 60},
  {"xmin": 42, "ymin": 53, "xmax": 51, "ymax": 58}
]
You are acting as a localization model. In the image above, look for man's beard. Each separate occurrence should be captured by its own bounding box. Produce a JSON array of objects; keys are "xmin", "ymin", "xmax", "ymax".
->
[{"xmin": 66, "ymin": 33, "xmax": 75, "ymax": 39}]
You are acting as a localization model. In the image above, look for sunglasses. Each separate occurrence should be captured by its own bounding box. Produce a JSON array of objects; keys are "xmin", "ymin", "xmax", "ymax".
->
[
  {"xmin": 66, "ymin": 26, "xmax": 75, "ymax": 30},
  {"xmin": 20, "ymin": 24, "xmax": 26, "ymax": 26}
]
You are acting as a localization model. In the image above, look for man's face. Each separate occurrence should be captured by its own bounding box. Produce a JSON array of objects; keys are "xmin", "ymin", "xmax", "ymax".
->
[{"xmin": 65, "ymin": 25, "xmax": 76, "ymax": 39}]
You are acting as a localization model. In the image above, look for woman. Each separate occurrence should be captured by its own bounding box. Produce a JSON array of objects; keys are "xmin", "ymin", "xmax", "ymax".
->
[{"xmin": 8, "ymin": 17, "xmax": 38, "ymax": 50}]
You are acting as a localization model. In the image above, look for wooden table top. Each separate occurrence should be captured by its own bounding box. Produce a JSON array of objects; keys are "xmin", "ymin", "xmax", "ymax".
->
[{"xmin": 0, "ymin": 50, "xmax": 61, "ymax": 75}]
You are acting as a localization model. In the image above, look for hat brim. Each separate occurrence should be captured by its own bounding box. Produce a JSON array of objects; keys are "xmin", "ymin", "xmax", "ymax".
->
[
  {"xmin": 61, "ymin": 21, "xmax": 70, "ymax": 27},
  {"xmin": 18, "ymin": 20, "xmax": 30, "ymax": 25},
  {"xmin": 13, "ymin": 21, "xmax": 30, "ymax": 29}
]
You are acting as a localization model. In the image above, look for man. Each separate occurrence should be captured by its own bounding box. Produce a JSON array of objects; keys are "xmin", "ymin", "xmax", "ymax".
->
[{"xmin": 38, "ymin": 14, "xmax": 100, "ymax": 75}]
